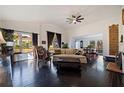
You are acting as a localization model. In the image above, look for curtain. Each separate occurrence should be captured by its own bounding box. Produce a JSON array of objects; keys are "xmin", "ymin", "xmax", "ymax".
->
[
  {"xmin": 47, "ymin": 31, "xmax": 54, "ymax": 49},
  {"xmin": 56, "ymin": 33, "xmax": 61, "ymax": 48},
  {"xmin": 32, "ymin": 33, "xmax": 38, "ymax": 46},
  {"xmin": 52, "ymin": 33, "xmax": 59, "ymax": 48}
]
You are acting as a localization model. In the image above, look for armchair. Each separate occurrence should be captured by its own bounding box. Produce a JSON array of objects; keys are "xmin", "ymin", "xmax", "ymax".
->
[{"xmin": 33, "ymin": 46, "xmax": 51, "ymax": 67}]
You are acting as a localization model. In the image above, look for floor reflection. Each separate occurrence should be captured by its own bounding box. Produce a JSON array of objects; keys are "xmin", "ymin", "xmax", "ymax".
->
[
  {"xmin": 10, "ymin": 55, "xmax": 124, "ymax": 87},
  {"xmin": 92, "ymin": 56, "xmax": 105, "ymax": 72},
  {"xmin": 0, "ymin": 57, "xmax": 12, "ymax": 87}
]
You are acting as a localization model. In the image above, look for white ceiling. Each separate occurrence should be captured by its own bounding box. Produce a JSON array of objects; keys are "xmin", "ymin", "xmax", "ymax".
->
[{"xmin": 0, "ymin": 5, "xmax": 121, "ymax": 29}]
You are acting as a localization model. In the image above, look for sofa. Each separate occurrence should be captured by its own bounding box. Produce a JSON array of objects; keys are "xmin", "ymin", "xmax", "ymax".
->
[
  {"xmin": 54, "ymin": 48, "xmax": 84, "ymax": 55},
  {"xmin": 52, "ymin": 48, "xmax": 87, "ymax": 70}
]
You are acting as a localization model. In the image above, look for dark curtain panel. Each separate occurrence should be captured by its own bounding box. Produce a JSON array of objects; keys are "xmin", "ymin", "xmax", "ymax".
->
[
  {"xmin": 47, "ymin": 31, "xmax": 54, "ymax": 49},
  {"xmin": 56, "ymin": 33, "xmax": 61, "ymax": 48},
  {"xmin": 32, "ymin": 33, "xmax": 38, "ymax": 46}
]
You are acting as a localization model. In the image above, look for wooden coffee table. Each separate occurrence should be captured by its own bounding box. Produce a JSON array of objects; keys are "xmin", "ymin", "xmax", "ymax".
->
[{"xmin": 53, "ymin": 54, "xmax": 87, "ymax": 69}]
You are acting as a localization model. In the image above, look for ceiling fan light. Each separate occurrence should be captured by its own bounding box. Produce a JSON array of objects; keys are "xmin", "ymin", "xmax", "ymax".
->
[{"xmin": 73, "ymin": 20, "xmax": 76, "ymax": 23}]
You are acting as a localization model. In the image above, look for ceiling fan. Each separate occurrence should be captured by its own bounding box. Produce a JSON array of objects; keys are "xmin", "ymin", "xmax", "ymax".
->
[{"xmin": 66, "ymin": 15, "xmax": 84, "ymax": 24}]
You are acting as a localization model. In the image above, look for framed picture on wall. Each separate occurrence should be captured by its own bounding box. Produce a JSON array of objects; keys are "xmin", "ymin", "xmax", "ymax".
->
[
  {"xmin": 97, "ymin": 40, "xmax": 103, "ymax": 53},
  {"xmin": 42, "ymin": 41, "xmax": 46, "ymax": 44},
  {"xmin": 90, "ymin": 41, "xmax": 95, "ymax": 48}
]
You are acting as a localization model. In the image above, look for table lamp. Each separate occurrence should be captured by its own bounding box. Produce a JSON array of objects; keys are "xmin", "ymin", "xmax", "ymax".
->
[
  {"xmin": 49, "ymin": 45, "xmax": 53, "ymax": 50},
  {"xmin": 0, "ymin": 31, "xmax": 6, "ymax": 44},
  {"xmin": 49, "ymin": 45, "xmax": 54, "ymax": 53}
]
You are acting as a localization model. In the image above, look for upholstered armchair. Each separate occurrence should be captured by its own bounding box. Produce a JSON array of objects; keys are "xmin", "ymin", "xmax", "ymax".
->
[{"xmin": 33, "ymin": 46, "xmax": 51, "ymax": 66}]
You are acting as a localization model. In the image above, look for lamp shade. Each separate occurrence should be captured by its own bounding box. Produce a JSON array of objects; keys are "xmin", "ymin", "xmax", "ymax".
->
[
  {"xmin": 0, "ymin": 31, "xmax": 6, "ymax": 44},
  {"xmin": 49, "ymin": 45, "xmax": 54, "ymax": 52}
]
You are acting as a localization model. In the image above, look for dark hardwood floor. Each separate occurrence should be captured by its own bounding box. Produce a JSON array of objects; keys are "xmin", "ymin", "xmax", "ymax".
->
[
  {"xmin": 0, "ymin": 57, "xmax": 12, "ymax": 87},
  {"xmin": 0, "ymin": 55, "xmax": 124, "ymax": 87}
]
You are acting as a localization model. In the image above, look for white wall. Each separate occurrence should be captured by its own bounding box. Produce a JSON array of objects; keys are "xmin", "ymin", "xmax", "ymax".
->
[
  {"xmin": 0, "ymin": 20, "xmax": 40, "ymax": 33},
  {"xmin": 0, "ymin": 20, "xmax": 67, "ymax": 49},
  {"xmin": 120, "ymin": 6, "xmax": 124, "ymax": 51},
  {"xmin": 67, "ymin": 15, "xmax": 121, "ymax": 55}
]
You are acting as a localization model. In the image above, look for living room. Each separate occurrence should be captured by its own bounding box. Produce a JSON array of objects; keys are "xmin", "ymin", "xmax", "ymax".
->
[{"xmin": 0, "ymin": 5, "xmax": 124, "ymax": 88}]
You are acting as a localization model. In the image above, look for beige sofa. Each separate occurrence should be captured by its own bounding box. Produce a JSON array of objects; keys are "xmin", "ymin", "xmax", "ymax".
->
[
  {"xmin": 54, "ymin": 48, "xmax": 84, "ymax": 55},
  {"xmin": 53, "ymin": 48, "xmax": 87, "ymax": 70}
]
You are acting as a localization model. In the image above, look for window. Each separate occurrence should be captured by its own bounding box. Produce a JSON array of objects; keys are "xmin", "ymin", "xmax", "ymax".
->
[
  {"xmin": 13, "ymin": 32, "xmax": 33, "ymax": 53},
  {"xmin": 75, "ymin": 41, "xmax": 80, "ymax": 49}
]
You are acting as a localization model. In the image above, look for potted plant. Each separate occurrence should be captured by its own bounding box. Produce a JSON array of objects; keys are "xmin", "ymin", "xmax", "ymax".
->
[
  {"xmin": 62, "ymin": 43, "xmax": 68, "ymax": 48},
  {"xmin": 0, "ymin": 28, "xmax": 14, "ymax": 55}
]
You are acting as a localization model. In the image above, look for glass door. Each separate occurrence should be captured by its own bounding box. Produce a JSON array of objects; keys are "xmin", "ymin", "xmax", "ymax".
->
[{"xmin": 21, "ymin": 33, "xmax": 32, "ymax": 53}]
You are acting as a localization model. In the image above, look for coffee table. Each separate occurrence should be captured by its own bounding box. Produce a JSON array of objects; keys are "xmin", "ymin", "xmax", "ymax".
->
[{"xmin": 53, "ymin": 54, "xmax": 87, "ymax": 69}]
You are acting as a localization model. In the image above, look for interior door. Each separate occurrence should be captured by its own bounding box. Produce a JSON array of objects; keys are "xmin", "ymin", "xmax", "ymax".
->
[{"xmin": 109, "ymin": 24, "xmax": 119, "ymax": 55}]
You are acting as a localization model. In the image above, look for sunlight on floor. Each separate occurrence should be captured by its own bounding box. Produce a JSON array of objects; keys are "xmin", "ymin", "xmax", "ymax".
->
[{"xmin": 92, "ymin": 56, "xmax": 105, "ymax": 72}]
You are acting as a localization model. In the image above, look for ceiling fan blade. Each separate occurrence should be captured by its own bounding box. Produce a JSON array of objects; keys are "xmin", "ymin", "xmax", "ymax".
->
[
  {"xmin": 67, "ymin": 18, "xmax": 73, "ymax": 21},
  {"xmin": 72, "ymin": 15, "xmax": 76, "ymax": 18},
  {"xmin": 66, "ymin": 18, "xmax": 71, "ymax": 20},
  {"xmin": 77, "ymin": 17, "xmax": 84, "ymax": 20},
  {"xmin": 76, "ymin": 20, "xmax": 82, "ymax": 22},
  {"xmin": 66, "ymin": 20, "xmax": 70, "ymax": 22},
  {"xmin": 66, "ymin": 21, "xmax": 71, "ymax": 23},
  {"xmin": 69, "ymin": 21, "xmax": 73, "ymax": 24},
  {"xmin": 77, "ymin": 15, "xmax": 82, "ymax": 19}
]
